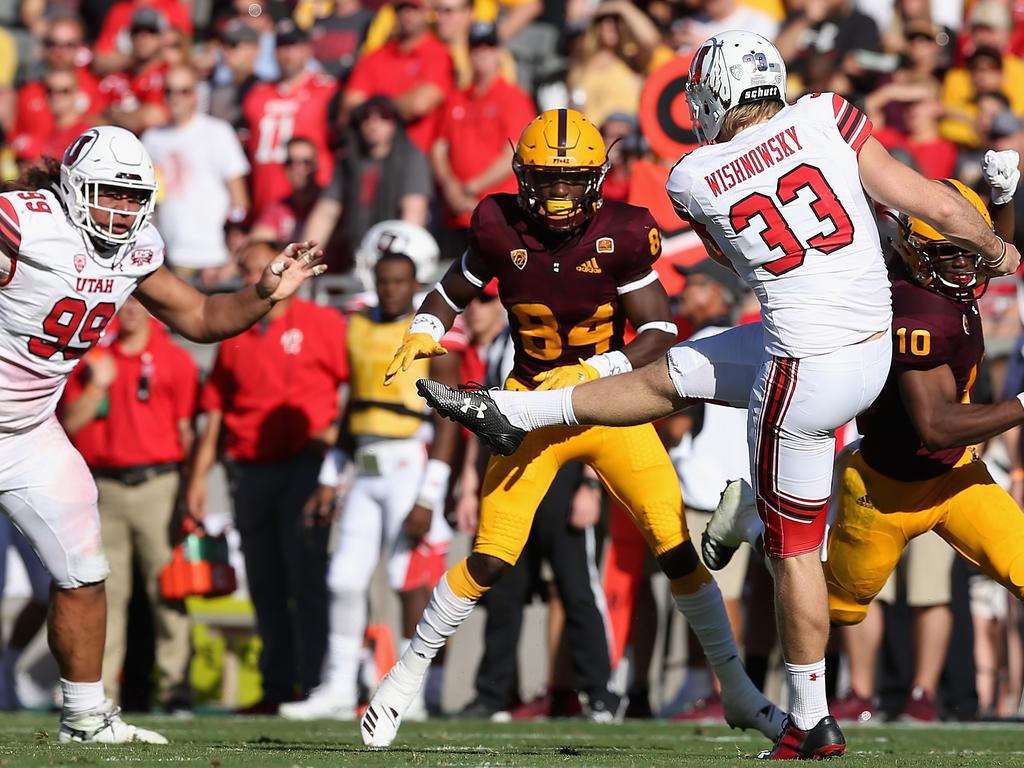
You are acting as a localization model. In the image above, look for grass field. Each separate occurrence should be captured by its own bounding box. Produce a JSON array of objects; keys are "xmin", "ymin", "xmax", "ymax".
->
[{"xmin": 1, "ymin": 714, "xmax": 1023, "ymax": 767}]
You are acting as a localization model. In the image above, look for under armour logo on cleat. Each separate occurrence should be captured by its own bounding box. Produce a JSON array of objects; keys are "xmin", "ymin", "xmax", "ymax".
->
[{"xmin": 460, "ymin": 398, "xmax": 488, "ymax": 418}]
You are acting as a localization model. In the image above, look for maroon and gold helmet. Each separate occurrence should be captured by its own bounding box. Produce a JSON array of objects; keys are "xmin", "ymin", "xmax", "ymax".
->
[{"xmin": 894, "ymin": 179, "xmax": 991, "ymax": 303}]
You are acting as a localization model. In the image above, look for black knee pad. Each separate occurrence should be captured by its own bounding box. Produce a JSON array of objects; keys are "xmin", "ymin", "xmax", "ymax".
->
[{"xmin": 656, "ymin": 540, "xmax": 701, "ymax": 581}]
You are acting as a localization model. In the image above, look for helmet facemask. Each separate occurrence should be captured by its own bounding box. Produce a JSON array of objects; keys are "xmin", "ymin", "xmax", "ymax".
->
[
  {"xmin": 893, "ymin": 216, "xmax": 988, "ymax": 303},
  {"xmin": 513, "ymin": 160, "xmax": 608, "ymax": 233},
  {"xmin": 61, "ymin": 167, "xmax": 156, "ymax": 249}
]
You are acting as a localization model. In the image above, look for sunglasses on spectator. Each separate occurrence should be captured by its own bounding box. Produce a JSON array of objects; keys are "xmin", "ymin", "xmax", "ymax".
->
[
  {"xmin": 394, "ymin": 2, "xmax": 422, "ymax": 10},
  {"xmin": 285, "ymin": 157, "xmax": 316, "ymax": 167},
  {"xmin": 43, "ymin": 38, "xmax": 79, "ymax": 48},
  {"xmin": 435, "ymin": 4, "xmax": 469, "ymax": 13},
  {"xmin": 164, "ymin": 86, "xmax": 195, "ymax": 96},
  {"xmin": 907, "ymin": 32, "xmax": 936, "ymax": 42},
  {"xmin": 46, "ymin": 84, "xmax": 75, "ymax": 95}
]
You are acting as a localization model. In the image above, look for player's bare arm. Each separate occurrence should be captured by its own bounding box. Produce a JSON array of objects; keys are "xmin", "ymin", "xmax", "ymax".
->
[
  {"xmin": 899, "ymin": 363, "xmax": 1024, "ymax": 451},
  {"xmin": 384, "ymin": 246, "xmax": 490, "ymax": 384},
  {"xmin": 858, "ymin": 137, "xmax": 1021, "ymax": 274},
  {"xmin": 133, "ymin": 241, "xmax": 325, "ymax": 342}
]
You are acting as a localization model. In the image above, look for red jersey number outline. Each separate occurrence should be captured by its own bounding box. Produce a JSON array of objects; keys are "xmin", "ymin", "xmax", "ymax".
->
[
  {"xmin": 729, "ymin": 163, "xmax": 855, "ymax": 276},
  {"xmin": 28, "ymin": 298, "xmax": 116, "ymax": 360}
]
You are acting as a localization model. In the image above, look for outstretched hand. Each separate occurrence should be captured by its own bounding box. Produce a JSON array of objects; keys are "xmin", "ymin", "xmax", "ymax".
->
[{"xmin": 257, "ymin": 241, "xmax": 327, "ymax": 303}]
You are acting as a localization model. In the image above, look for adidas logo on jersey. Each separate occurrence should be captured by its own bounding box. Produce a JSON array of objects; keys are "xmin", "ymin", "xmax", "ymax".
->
[{"xmin": 576, "ymin": 258, "xmax": 602, "ymax": 274}]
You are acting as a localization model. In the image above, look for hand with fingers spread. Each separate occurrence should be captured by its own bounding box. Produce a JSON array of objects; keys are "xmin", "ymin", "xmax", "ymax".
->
[
  {"xmin": 533, "ymin": 359, "xmax": 600, "ymax": 390},
  {"xmin": 257, "ymin": 240, "xmax": 328, "ymax": 303},
  {"xmin": 383, "ymin": 333, "xmax": 447, "ymax": 385}
]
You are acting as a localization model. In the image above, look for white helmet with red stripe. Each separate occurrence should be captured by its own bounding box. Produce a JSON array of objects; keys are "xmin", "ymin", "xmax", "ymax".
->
[
  {"xmin": 58, "ymin": 126, "xmax": 158, "ymax": 248},
  {"xmin": 687, "ymin": 30, "xmax": 787, "ymax": 144}
]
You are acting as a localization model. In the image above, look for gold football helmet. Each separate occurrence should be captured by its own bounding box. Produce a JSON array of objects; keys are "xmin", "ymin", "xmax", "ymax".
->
[
  {"xmin": 513, "ymin": 108, "xmax": 608, "ymax": 232},
  {"xmin": 894, "ymin": 179, "xmax": 991, "ymax": 302}
]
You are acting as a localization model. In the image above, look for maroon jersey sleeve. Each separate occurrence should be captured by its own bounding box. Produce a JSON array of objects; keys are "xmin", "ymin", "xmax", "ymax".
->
[
  {"xmin": 464, "ymin": 196, "xmax": 502, "ymax": 282},
  {"xmin": 608, "ymin": 205, "xmax": 662, "ymax": 288}
]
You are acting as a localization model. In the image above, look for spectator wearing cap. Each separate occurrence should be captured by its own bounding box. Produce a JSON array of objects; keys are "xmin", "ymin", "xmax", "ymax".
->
[
  {"xmin": 307, "ymin": 0, "xmax": 374, "ymax": 82},
  {"xmin": 343, "ymin": 0, "xmax": 454, "ymax": 154},
  {"xmin": 891, "ymin": 19, "xmax": 949, "ymax": 84},
  {"xmin": 431, "ymin": 22, "xmax": 535, "ymax": 261},
  {"xmin": 93, "ymin": 0, "xmax": 193, "ymax": 75},
  {"xmin": 657, "ymin": 257, "xmax": 750, "ymax": 720},
  {"xmin": 251, "ymin": 137, "xmax": 323, "ymax": 243},
  {"xmin": 942, "ymin": 0, "xmax": 1024, "ymax": 139},
  {"xmin": 942, "ymin": 45, "xmax": 1024, "ymax": 146},
  {"xmin": 187, "ymin": 240, "xmax": 348, "ymax": 714},
  {"xmin": 59, "ymin": 297, "xmax": 198, "ymax": 712},
  {"xmin": 243, "ymin": 19, "xmax": 338, "ymax": 218},
  {"xmin": 775, "ymin": 0, "xmax": 882, "ymax": 95},
  {"xmin": 142, "ymin": 64, "xmax": 250, "ymax": 278},
  {"xmin": 99, "ymin": 7, "xmax": 172, "ymax": 134},
  {"xmin": 430, "ymin": 0, "xmax": 517, "ymax": 89},
  {"xmin": 209, "ymin": 19, "xmax": 263, "ymax": 130},
  {"xmin": 302, "ymin": 95, "xmax": 431, "ymax": 271},
  {"xmin": 14, "ymin": 15, "xmax": 106, "ymax": 147}
]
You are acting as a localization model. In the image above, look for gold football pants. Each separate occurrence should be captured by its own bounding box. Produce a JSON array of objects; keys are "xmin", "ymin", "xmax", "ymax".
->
[
  {"xmin": 474, "ymin": 423, "xmax": 686, "ymax": 564},
  {"xmin": 826, "ymin": 449, "xmax": 1024, "ymax": 625}
]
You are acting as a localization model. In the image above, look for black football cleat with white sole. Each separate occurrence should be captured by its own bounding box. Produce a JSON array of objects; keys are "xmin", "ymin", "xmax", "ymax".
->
[{"xmin": 417, "ymin": 379, "xmax": 526, "ymax": 456}]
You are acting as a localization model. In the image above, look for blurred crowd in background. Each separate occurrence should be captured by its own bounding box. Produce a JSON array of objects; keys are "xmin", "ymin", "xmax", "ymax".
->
[{"xmin": 1, "ymin": 0, "xmax": 1024, "ymax": 726}]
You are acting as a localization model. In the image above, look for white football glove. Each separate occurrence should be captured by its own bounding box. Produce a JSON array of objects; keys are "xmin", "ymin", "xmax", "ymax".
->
[{"xmin": 983, "ymin": 149, "xmax": 1020, "ymax": 205}]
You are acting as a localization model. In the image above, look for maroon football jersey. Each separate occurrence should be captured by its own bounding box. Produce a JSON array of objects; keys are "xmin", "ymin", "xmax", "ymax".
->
[
  {"xmin": 858, "ymin": 268, "xmax": 984, "ymax": 481},
  {"xmin": 467, "ymin": 194, "xmax": 662, "ymax": 387}
]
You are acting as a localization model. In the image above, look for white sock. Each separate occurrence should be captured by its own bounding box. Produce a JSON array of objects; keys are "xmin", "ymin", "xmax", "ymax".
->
[
  {"xmin": 407, "ymin": 576, "xmax": 477, "ymax": 677},
  {"xmin": 489, "ymin": 386, "xmax": 577, "ymax": 430},
  {"xmin": 672, "ymin": 581, "xmax": 739, "ymax": 667},
  {"xmin": 786, "ymin": 659, "xmax": 829, "ymax": 730},
  {"xmin": 60, "ymin": 679, "xmax": 105, "ymax": 717}
]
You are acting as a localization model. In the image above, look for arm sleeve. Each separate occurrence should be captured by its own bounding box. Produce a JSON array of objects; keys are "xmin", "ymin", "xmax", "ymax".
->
[
  {"xmin": 614, "ymin": 208, "xmax": 662, "ymax": 288},
  {"xmin": 830, "ymin": 93, "xmax": 873, "ymax": 154}
]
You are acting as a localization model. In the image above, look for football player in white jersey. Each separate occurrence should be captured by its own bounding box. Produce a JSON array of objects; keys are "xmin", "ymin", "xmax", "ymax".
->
[
  {"xmin": 0, "ymin": 125, "xmax": 324, "ymax": 744},
  {"xmin": 412, "ymin": 31, "xmax": 1020, "ymax": 759}
]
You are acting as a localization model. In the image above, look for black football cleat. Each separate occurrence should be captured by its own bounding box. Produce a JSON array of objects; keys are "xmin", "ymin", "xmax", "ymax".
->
[
  {"xmin": 757, "ymin": 716, "xmax": 847, "ymax": 760},
  {"xmin": 417, "ymin": 379, "xmax": 526, "ymax": 456}
]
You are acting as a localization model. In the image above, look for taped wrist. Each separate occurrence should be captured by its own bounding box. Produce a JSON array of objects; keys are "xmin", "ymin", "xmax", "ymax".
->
[
  {"xmin": 584, "ymin": 350, "xmax": 632, "ymax": 378},
  {"xmin": 408, "ymin": 313, "xmax": 446, "ymax": 342},
  {"xmin": 415, "ymin": 458, "xmax": 452, "ymax": 510}
]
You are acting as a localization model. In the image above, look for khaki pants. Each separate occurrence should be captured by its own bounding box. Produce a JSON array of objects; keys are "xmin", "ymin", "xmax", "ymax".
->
[{"xmin": 97, "ymin": 472, "xmax": 191, "ymax": 707}]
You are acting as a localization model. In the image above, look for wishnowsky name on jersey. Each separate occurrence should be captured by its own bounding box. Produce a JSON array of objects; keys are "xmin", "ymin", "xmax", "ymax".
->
[{"xmin": 703, "ymin": 125, "xmax": 803, "ymax": 198}]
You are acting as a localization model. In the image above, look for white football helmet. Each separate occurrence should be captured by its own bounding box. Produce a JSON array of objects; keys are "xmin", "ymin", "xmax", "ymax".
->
[
  {"xmin": 59, "ymin": 126, "xmax": 158, "ymax": 248},
  {"xmin": 355, "ymin": 220, "xmax": 440, "ymax": 289},
  {"xmin": 687, "ymin": 30, "xmax": 787, "ymax": 144}
]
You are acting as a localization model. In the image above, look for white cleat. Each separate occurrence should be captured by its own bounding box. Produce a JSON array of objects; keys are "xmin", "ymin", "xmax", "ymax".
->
[
  {"xmin": 360, "ymin": 655, "xmax": 428, "ymax": 747},
  {"xmin": 702, "ymin": 479, "xmax": 762, "ymax": 571},
  {"xmin": 278, "ymin": 686, "xmax": 355, "ymax": 721},
  {"xmin": 59, "ymin": 701, "xmax": 168, "ymax": 744}
]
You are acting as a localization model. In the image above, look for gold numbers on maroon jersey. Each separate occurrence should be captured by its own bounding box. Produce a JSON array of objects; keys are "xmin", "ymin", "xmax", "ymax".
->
[
  {"xmin": 510, "ymin": 302, "xmax": 615, "ymax": 361},
  {"xmin": 895, "ymin": 327, "xmax": 931, "ymax": 357},
  {"xmin": 648, "ymin": 227, "xmax": 661, "ymax": 256}
]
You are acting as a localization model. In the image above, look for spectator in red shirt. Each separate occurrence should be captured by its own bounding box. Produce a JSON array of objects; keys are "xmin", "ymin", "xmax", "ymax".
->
[
  {"xmin": 13, "ymin": 69, "xmax": 95, "ymax": 163},
  {"xmin": 243, "ymin": 19, "xmax": 338, "ymax": 218},
  {"xmin": 431, "ymin": 22, "xmax": 535, "ymax": 260},
  {"xmin": 59, "ymin": 297, "xmax": 198, "ymax": 713},
  {"xmin": 93, "ymin": 0, "xmax": 193, "ymax": 74},
  {"xmin": 251, "ymin": 138, "xmax": 323, "ymax": 244},
  {"xmin": 14, "ymin": 15, "xmax": 106, "ymax": 146},
  {"xmin": 343, "ymin": 0, "xmax": 454, "ymax": 154},
  {"xmin": 100, "ymin": 7, "xmax": 171, "ymax": 134},
  {"xmin": 187, "ymin": 239, "xmax": 348, "ymax": 713},
  {"xmin": 868, "ymin": 81, "xmax": 958, "ymax": 179}
]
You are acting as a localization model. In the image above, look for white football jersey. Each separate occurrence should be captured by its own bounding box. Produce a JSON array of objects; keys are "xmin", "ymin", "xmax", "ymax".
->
[
  {"xmin": 0, "ymin": 189, "xmax": 164, "ymax": 432},
  {"xmin": 667, "ymin": 93, "xmax": 892, "ymax": 358}
]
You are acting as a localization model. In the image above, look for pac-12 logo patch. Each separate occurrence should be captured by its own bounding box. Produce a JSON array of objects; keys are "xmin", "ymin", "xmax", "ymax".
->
[
  {"xmin": 596, "ymin": 237, "xmax": 614, "ymax": 253},
  {"xmin": 510, "ymin": 249, "xmax": 528, "ymax": 270},
  {"xmin": 73, "ymin": 253, "xmax": 86, "ymax": 273}
]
